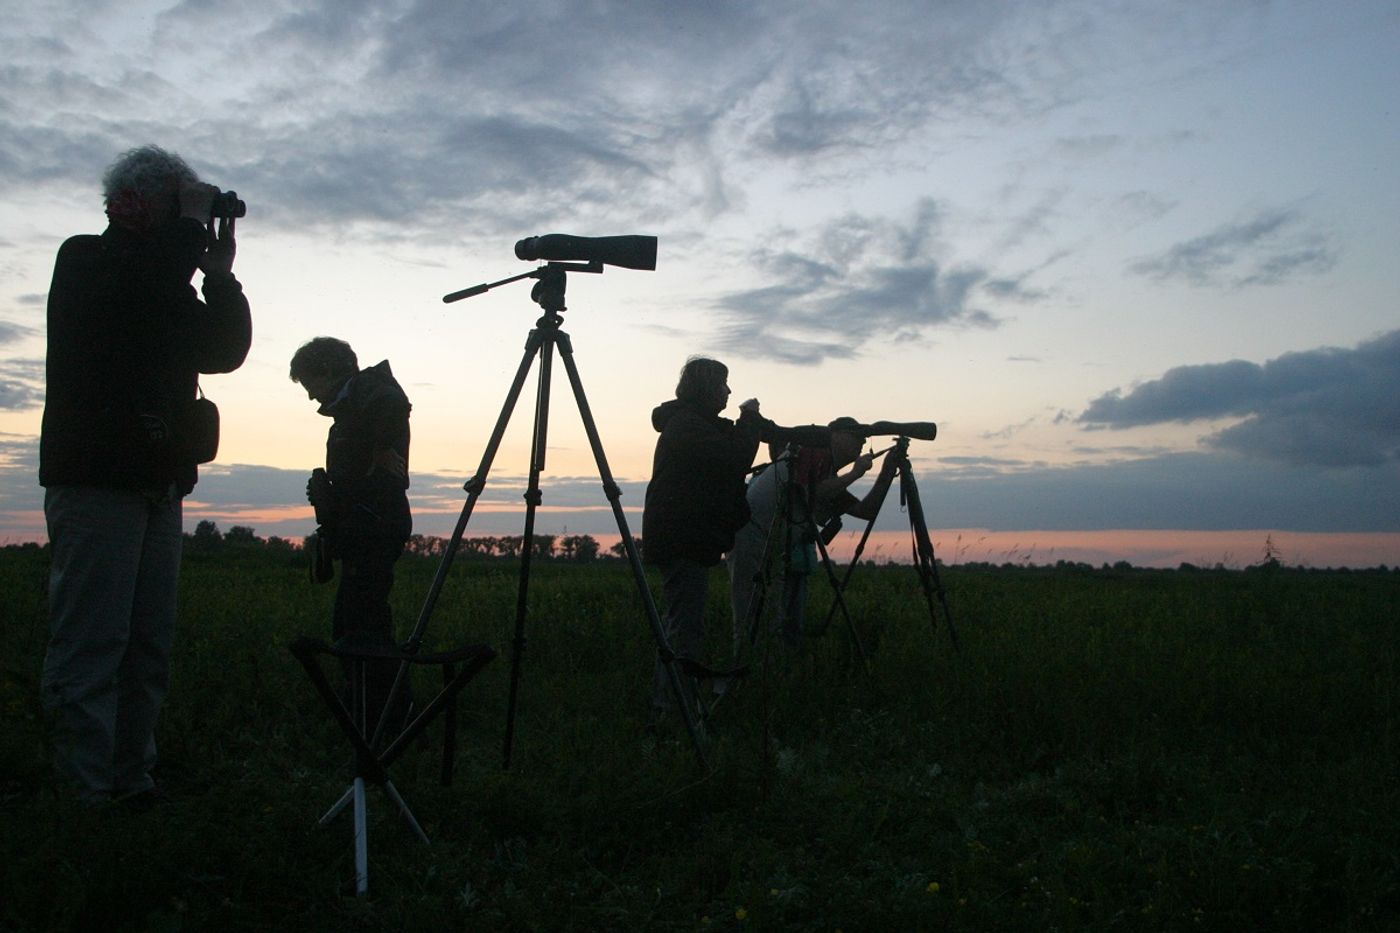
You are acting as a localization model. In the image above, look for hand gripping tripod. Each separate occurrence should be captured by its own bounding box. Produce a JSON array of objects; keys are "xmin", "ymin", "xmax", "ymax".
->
[
  {"xmin": 414, "ymin": 260, "xmax": 709, "ymax": 769},
  {"xmin": 818, "ymin": 435, "xmax": 959, "ymax": 649}
]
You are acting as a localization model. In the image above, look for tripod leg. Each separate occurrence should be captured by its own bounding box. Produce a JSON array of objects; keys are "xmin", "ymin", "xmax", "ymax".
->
[
  {"xmin": 899, "ymin": 464, "xmax": 959, "ymax": 650},
  {"xmin": 819, "ymin": 512, "xmax": 877, "ymax": 635},
  {"xmin": 404, "ymin": 328, "xmax": 542, "ymax": 647},
  {"xmin": 742, "ymin": 561, "xmax": 772, "ymax": 653},
  {"xmin": 813, "ymin": 532, "xmax": 869, "ymax": 667},
  {"xmin": 374, "ymin": 328, "xmax": 544, "ymax": 751},
  {"xmin": 502, "ymin": 329, "xmax": 556, "ymax": 768},
  {"xmin": 741, "ymin": 467, "xmax": 783, "ymax": 652},
  {"xmin": 553, "ymin": 333, "xmax": 710, "ymax": 769},
  {"xmin": 731, "ymin": 460, "xmax": 789, "ymax": 655},
  {"xmin": 353, "ymin": 776, "xmax": 369, "ymax": 895},
  {"xmin": 817, "ymin": 448, "xmax": 899, "ymax": 653}
]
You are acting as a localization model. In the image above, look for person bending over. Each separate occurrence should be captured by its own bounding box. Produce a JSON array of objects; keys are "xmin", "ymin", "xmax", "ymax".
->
[
  {"xmin": 290, "ymin": 337, "xmax": 412, "ymax": 730},
  {"xmin": 729, "ymin": 417, "xmax": 898, "ymax": 650}
]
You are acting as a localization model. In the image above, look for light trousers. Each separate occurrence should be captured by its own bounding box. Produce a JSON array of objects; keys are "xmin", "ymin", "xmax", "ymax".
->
[
  {"xmin": 728, "ymin": 461, "xmax": 808, "ymax": 652},
  {"xmin": 42, "ymin": 484, "xmax": 183, "ymax": 801}
]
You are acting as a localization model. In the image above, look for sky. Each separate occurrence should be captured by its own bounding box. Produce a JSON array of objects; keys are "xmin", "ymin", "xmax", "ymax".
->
[{"xmin": 1, "ymin": 0, "xmax": 1398, "ymax": 568}]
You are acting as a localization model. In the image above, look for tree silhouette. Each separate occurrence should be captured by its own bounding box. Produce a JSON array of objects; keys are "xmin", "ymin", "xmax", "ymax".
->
[{"xmin": 188, "ymin": 520, "xmax": 223, "ymax": 553}]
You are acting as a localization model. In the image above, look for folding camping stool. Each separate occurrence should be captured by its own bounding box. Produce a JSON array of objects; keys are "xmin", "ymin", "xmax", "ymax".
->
[
  {"xmin": 675, "ymin": 657, "xmax": 749, "ymax": 732},
  {"xmin": 290, "ymin": 636, "xmax": 496, "ymax": 896}
]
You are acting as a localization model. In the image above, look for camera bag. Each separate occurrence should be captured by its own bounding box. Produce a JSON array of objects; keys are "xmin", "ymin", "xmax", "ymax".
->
[{"xmin": 179, "ymin": 384, "xmax": 220, "ymax": 464}]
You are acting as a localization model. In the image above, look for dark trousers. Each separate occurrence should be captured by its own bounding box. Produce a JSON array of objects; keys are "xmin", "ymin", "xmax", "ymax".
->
[
  {"xmin": 652, "ymin": 558, "xmax": 710, "ymax": 713},
  {"xmin": 332, "ymin": 536, "xmax": 407, "ymax": 734}
]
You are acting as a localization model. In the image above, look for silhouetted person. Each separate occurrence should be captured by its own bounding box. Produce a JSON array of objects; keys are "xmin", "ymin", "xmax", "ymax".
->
[
  {"xmin": 290, "ymin": 337, "xmax": 412, "ymax": 731},
  {"xmin": 729, "ymin": 417, "xmax": 897, "ymax": 649},
  {"xmin": 40, "ymin": 145, "xmax": 251, "ymax": 807},
  {"xmin": 642, "ymin": 357, "xmax": 764, "ymax": 715}
]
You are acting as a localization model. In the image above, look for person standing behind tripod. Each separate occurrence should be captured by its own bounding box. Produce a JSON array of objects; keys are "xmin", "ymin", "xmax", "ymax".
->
[
  {"xmin": 643, "ymin": 357, "xmax": 766, "ymax": 716},
  {"xmin": 290, "ymin": 337, "xmax": 412, "ymax": 727},
  {"xmin": 729, "ymin": 417, "xmax": 898, "ymax": 649}
]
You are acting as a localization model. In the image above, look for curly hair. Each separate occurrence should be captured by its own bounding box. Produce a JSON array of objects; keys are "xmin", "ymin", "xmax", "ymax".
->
[
  {"xmin": 101, "ymin": 145, "xmax": 199, "ymax": 204},
  {"xmin": 290, "ymin": 337, "xmax": 359, "ymax": 383}
]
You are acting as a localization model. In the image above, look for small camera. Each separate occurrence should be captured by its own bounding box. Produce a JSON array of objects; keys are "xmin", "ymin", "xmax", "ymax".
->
[{"xmin": 210, "ymin": 190, "xmax": 246, "ymax": 219}]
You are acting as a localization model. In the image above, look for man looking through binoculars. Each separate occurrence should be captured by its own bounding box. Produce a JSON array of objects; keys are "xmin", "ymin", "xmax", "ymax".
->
[{"xmin": 39, "ymin": 144, "xmax": 250, "ymax": 807}]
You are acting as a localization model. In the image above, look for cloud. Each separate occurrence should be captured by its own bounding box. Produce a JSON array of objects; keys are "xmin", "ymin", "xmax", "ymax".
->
[
  {"xmin": 0, "ymin": 2, "xmax": 1264, "ymax": 247},
  {"xmin": 1080, "ymin": 329, "xmax": 1400, "ymax": 467},
  {"xmin": 710, "ymin": 200, "xmax": 1020, "ymax": 364},
  {"xmin": 0, "ymin": 321, "xmax": 37, "ymax": 345},
  {"xmin": 0, "ymin": 358, "xmax": 44, "ymax": 411},
  {"xmin": 1129, "ymin": 207, "xmax": 1336, "ymax": 288},
  {"xmin": 928, "ymin": 450, "xmax": 1400, "ymax": 533},
  {"xmin": 0, "ymin": 434, "xmax": 40, "ymax": 518}
]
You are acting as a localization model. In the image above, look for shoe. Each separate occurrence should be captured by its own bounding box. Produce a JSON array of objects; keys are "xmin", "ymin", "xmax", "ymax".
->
[{"xmin": 113, "ymin": 783, "xmax": 171, "ymax": 814}]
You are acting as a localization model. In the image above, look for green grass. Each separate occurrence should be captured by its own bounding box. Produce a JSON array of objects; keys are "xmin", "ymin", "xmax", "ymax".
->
[{"xmin": 3, "ymin": 545, "xmax": 1399, "ymax": 930}]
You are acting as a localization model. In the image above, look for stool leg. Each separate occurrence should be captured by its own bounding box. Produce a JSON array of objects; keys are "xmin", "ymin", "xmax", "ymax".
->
[
  {"xmin": 353, "ymin": 776, "xmax": 369, "ymax": 895},
  {"xmin": 319, "ymin": 787, "xmax": 353, "ymax": 825},
  {"xmin": 384, "ymin": 779, "xmax": 431, "ymax": 844}
]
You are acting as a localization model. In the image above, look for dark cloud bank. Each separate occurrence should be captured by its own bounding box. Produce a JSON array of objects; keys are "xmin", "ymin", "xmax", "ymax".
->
[{"xmin": 1081, "ymin": 329, "xmax": 1400, "ymax": 468}]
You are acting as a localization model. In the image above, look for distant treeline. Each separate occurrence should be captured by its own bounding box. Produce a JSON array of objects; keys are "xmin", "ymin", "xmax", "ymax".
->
[
  {"xmin": 4, "ymin": 522, "xmax": 1394, "ymax": 573},
  {"xmin": 179, "ymin": 520, "xmax": 631, "ymax": 563}
]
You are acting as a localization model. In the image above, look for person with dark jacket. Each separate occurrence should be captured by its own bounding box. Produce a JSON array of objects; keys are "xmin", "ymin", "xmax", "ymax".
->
[
  {"xmin": 39, "ymin": 145, "xmax": 251, "ymax": 807},
  {"xmin": 642, "ymin": 357, "xmax": 765, "ymax": 713},
  {"xmin": 290, "ymin": 337, "xmax": 412, "ymax": 728}
]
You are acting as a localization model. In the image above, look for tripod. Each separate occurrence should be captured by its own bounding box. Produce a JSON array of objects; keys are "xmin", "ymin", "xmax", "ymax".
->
[
  {"xmin": 410, "ymin": 260, "xmax": 708, "ymax": 769},
  {"xmin": 818, "ymin": 436, "xmax": 959, "ymax": 649},
  {"xmin": 732, "ymin": 450, "xmax": 869, "ymax": 666}
]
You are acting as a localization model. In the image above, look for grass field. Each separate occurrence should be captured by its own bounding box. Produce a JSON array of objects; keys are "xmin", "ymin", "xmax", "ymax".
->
[{"xmin": 2, "ymin": 543, "xmax": 1399, "ymax": 931}]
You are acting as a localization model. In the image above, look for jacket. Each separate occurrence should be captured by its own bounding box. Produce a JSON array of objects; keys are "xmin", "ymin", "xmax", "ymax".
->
[
  {"xmin": 642, "ymin": 398, "xmax": 764, "ymax": 566},
  {"xmin": 318, "ymin": 360, "xmax": 412, "ymax": 543},
  {"xmin": 39, "ymin": 220, "xmax": 252, "ymax": 494}
]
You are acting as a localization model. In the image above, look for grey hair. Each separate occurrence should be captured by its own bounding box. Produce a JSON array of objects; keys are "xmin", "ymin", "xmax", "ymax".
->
[{"xmin": 102, "ymin": 145, "xmax": 199, "ymax": 203}]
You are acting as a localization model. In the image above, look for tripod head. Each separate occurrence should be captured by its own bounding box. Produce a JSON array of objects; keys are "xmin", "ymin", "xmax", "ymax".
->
[
  {"xmin": 871, "ymin": 435, "xmax": 914, "ymax": 460},
  {"xmin": 441, "ymin": 259, "xmax": 603, "ymax": 311}
]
